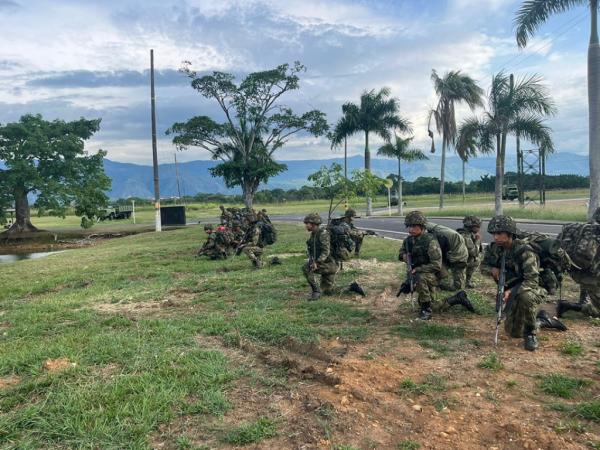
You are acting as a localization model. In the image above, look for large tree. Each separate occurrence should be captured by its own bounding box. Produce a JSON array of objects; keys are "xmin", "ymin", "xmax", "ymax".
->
[
  {"xmin": 515, "ymin": 0, "xmax": 600, "ymax": 220},
  {"xmin": 377, "ymin": 135, "xmax": 428, "ymax": 215},
  {"xmin": 457, "ymin": 73, "xmax": 555, "ymax": 214},
  {"xmin": 337, "ymin": 88, "xmax": 411, "ymax": 216},
  {"xmin": 0, "ymin": 114, "xmax": 110, "ymax": 234},
  {"xmin": 168, "ymin": 62, "xmax": 328, "ymax": 208},
  {"xmin": 429, "ymin": 69, "xmax": 484, "ymax": 209}
]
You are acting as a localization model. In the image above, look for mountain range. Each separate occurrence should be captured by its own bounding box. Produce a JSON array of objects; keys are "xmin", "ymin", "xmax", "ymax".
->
[{"xmin": 103, "ymin": 152, "xmax": 590, "ymax": 199}]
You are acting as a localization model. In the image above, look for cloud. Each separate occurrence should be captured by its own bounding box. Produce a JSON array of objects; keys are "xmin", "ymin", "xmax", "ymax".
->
[
  {"xmin": 0, "ymin": 0, "xmax": 20, "ymax": 12},
  {"xmin": 27, "ymin": 69, "xmax": 187, "ymax": 88}
]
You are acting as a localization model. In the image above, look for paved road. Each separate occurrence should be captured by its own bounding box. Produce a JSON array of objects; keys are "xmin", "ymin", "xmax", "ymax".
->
[{"xmin": 272, "ymin": 214, "xmax": 567, "ymax": 244}]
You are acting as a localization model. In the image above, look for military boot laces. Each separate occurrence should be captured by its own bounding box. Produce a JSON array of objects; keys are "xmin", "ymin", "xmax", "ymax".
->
[
  {"xmin": 536, "ymin": 310, "xmax": 567, "ymax": 331},
  {"xmin": 556, "ymin": 301, "xmax": 582, "ymax": 318},
  {"xmin": 418, "ymin": 304, "xmax": 432, "ymax": 321},
  {"xmin": 444, "ymin": 291, "xmax": 475, "ymax": 313},
  {"xmin": 524, "ymin": 334, "xmax": 538, "ymax": 351}
]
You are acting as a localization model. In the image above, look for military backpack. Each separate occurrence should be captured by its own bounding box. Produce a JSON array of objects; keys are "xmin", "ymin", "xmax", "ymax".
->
[
  {"xmin": 258, "ymin": 221, "xmax": 277, "ymax": 246},
  {"xmin": 327, "ymin": 221, "xmax": 355, "ymax": 261},
  {"xmin": 558, "ymin": 223, "xmax": 600, "ymax": 275}
]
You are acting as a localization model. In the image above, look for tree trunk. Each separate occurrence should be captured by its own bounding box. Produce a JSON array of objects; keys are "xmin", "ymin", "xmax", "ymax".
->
[
  {"xmin": 243, "ymin": 181, "xmax": 254, "ymax": 209},
  {"xmin": 462, "ymin": 159, "xmax": 466, "ymax": 204},
  {"xmin": 365, "ymin": 130, "xmax": 372, "ymax": 216},
  {"xmin": 398, "ymin": 158, "xmax": 403, "ymax": 216},
  {"xmin": 7, "ymin": 189, "xmax": 38, "ymax": 233},
  {"xmin": 439, "ymin": 139, "xmax": 446, "ymax": 209},
  {"xmin": 494, "ymin": 133, "xmax": 503, "ymax": 216},
  {"xmin": 588, "ymin": 0, "xmax": 600, "ymax": 220}
]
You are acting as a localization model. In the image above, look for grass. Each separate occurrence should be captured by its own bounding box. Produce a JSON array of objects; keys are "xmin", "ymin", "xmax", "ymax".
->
[
  {"xmin": 478, "ymin": 352, "xmax": 503, "ymax": 371},
  {"xmin": 560, "ymin": 340, "xmax": 585, "ymax": 357},
  {"xmin": 538, "ymin": 374, "xmax": 592, "ymax": 399},
  {"xmin": 552, "ymin": 401, "xmax": 600, "ymax": 422},
  {"xmin": 397, "ymin": 440, "xmax": 421, "ymax": 450},
  {"xmin": 221, "ymin": 417, "xmax": 277, "ymax": 445},
  {"xmin": 393, "ymin": 322, "xmax": 467, "ymax": 356},
  {"xmin": 397, "ymin": 373, "xmax": 447, "ymax": 397}
]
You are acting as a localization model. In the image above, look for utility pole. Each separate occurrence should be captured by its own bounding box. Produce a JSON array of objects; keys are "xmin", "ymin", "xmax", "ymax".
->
[
  {"xmin": 174, "ymin": 153, "xmax": 182, "ymax": 203},
  {"xmin": 150, "ymin": 49, "xmax": 161, "ymax": 232}
]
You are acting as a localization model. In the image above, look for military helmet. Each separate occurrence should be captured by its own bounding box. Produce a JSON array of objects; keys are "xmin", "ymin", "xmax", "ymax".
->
[
  {"xmin": 487, "ymin": 215, "xmax": 517, "ymax": 235},
  {"xmin": 245, "ymin": 213, "xmax": 258, "ymax": 223},
  {"xmin": 231, "ymin": 220, "xmax": 242, "ymax": 228},
  {"xmin": 344, "ymin": 208, "xmax": 359, "ymax": 218},
  {"xmin": 303, "ymin": 213, "xmax": 322, "ymax": 225},
  {"xmin": 593, "ymin": 207, "xmax": 600, "ymax": 224},
  {"xmin": 203, "ymin": 224, "xmax": 213, "ymax": 231},
  {"xmin": 404, "ymin": 210, "xmax": 427, "ymax": 227},
  {"xmin": 463, "ymin": 215, "xmax": 482, "ymax": 229}
]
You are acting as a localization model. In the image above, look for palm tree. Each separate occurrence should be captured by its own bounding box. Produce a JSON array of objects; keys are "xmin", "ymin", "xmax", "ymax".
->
[
  {"xmin": 458, "ymin": 72, "xmax": 556, "ymax": 215},
  {"xmin": 515, "ymin": 0, "xmax": 600, "ymax": 220},
  {"xmin": 330, "ymin": 114, "xmax": 356, "ymax": 182},
  {"xmin": 456, "ymin": 119, "xmax": 486, "ymax": 203},
  {"xmin": 340, "ymin": 88, "xmax": 411, "ymax": 215},
  {"xmin": 429, "ymin": 70, "xmax": 484, "ymax": 209},
  {"xmin": 377, "ymin": 135, "xmax": 428, "ymax": 215}
]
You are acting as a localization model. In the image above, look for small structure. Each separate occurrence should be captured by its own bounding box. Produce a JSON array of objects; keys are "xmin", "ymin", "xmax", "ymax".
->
[{"xmin": 160, "ymin": 206, "xmax": 186, "ymax": 226}]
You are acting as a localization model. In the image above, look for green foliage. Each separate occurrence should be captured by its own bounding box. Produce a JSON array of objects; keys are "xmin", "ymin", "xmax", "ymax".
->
[
  {"xmin": 560, "ymin": 340, "xmax": 584, "ymax": 357},
  {"xmin": 538, "ymin": 373, "xmax": 592, "ymax": 399},
  {"xmin": 397, "ymin": 373, "xmax": 447, "ymax": 396},
  {"xmin": 393, "ymin": 323, "xmax": 465, "ymax": 340},
  {"xmin": 308, "ymin": 163, "xmax": 356, "ymax": 217},
  {"xmin": 221, "ymin": 417, "xmax": 277, "ymax": 445},
  {"xmin": 551, "ymin": 401, "xmax": 600, "ymax": 422},
  {"xmin": 168, "ymin": 61, "xmax": 328, "ymax": 206},
  {"xmin": 478, "ymin": 352, "xmax": 503, "ymax": 371},
  {"xmin": 397, "ymin": 439, "xmax": 421, "ymax": 450}
]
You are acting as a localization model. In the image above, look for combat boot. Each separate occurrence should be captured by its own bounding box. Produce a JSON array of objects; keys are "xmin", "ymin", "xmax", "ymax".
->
[
  {"xmin": 418, "ymin": 303, "xmax": 432, "ymax": 321},
  {"xmin": 536, "ymin": 310, "xmax": 568, "ymax": 331},
  {"xmin": 308, "ymin": 290, "xmax": 321, "ymax": 301},
  {"xmin": 444, "ymin": 291, "xmax": 475, "ymax": 313},
  {"xmin": 524, "ymin": 334, "xmax": 538, "ymax": 351},
  {"xmin": 556, "ymin": 301, "xmax": 582, "ymax": 318},
  {"xmin": 348, "ymin": 281, "xmax": 366, "ymax": 296}
]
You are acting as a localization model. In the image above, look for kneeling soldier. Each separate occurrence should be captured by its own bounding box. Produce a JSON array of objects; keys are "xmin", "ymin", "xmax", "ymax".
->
[
  {"xmin": 302, "ymin": 213, "xmax": 339, "ymax": 301},
  {"xmin": 482, "ymin": 215, "xmax": 545, "ymax": 351}
]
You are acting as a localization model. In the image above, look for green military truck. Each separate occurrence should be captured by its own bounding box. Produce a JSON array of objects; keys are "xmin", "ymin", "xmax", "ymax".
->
[
  {"xmin": 99, "ymin": 205, "xmax": 133, "ymax": 221},
  {"xmin": 502, "ymin": 184, "xmax": 519, "ymax": 201}
]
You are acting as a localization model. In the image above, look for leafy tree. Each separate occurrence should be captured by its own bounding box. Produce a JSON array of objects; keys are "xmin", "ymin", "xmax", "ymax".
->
[
  {"xmin": 0, "ymin": 114, "xmax": 110, "ymax": 233},
  {"xmin": 377, "ymin": 135, "xmax": 428, "ymax": 215},
  {"xmin": 337, "ymin": 88, "xmax": 411, "ymax": 216},
  {"xmin": 456, "ymin": 72, "xmax": 555, "ymax": 214},
  {"xmin": 168, "ymin": 62, "xmax": 328, "ymax": 208},
  {"xmin": 308, "ymin": 163, "xmax": 354, "ymax": 221},
  {"xmin": 428, "ymin": 70, "xmax": 484, "ymax": 209},
  {"xmin": 515, "ymin": 0, "xmax": 600, "ymax": 219}
]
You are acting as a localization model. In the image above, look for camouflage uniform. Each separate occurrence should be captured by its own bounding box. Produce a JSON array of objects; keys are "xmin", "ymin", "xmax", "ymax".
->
[
  {"xmin": 342, "ymin": 209, "xmax": 365, "ymax": 256},
  {"xmin": 219, "ymin": 205, "xmax": 233, "ymax": 226},
  {"xmin": 303, "ymin": 213, "xmax": 339, "ymax": 297},
  {"xmin": 230, "ymin": 221, "xmax": 245, "ymax": 249},
  {"xmin": 457, "ymin": 216, "xmax": 483, "ymax": 287},
  {"xmin": 426, "ymin": 222, "xmax": 468, "ymax": 291},
  {"xmin": 399, "ymin": 211, "xmax": 443, "ymax": 318},
  {"xmin": 241, "ymin": 214, "xmax": 264, "ymax": 268},
  {"xmin": 197, "ymin": 225, "xmax": 228, "ymax": 260},
  {"xmin": 482, "ymin": 216, "xmax": 545, "ymax": 341}
]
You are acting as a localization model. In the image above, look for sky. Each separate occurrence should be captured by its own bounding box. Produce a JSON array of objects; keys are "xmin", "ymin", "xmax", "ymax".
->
[{"xmin": 0, "ymin": 0, "xmax": 593, "ymax": 165}]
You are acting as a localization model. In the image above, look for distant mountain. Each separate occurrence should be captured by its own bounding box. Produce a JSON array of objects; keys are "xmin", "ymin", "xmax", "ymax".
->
[{"xmin": 103, "ymin": 152, "xmax": 590, "ymax": 199}]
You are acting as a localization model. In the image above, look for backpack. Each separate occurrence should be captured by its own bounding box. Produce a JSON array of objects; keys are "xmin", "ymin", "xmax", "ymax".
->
[
  {"xmin": 558, "ymin": 223, "xmax": 600, "ymax": 275},
  {"xmin": 328, "ymin": 222, "xmax": 354, "ymax": 261},
  {"xmin": 258, "ymin": 221, "xmax": 277, "ymax": 246}
]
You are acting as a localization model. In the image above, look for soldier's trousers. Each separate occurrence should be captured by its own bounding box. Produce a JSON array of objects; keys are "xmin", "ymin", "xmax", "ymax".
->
[
  {"xmin": 504, "ymin": 287, "xmax": 543, "ymax": 338},
  {"xmin": 571, "ymin": 272, "xmax": 600, "ymax": 317},
  {"xmin": 440, "ymin": 262, "xmax": 466, "ymax": 291},
  {"xmin": 352, "ymin": 235, "xmax": 364, "ymax": 254},
  {"xmin": 302, "ymin": 260, "xmax": 339, "ymax": 294},
  {"xmin": 243, "ymin": 246, "xmax": 263, "ymax": 265},
  {"xmin": 415, "ymin": 272, "xmax": 439, "ymax": 306},
  {"xmin": 465, "ymin": 258, "xmax": 480, "ymax": 284}
]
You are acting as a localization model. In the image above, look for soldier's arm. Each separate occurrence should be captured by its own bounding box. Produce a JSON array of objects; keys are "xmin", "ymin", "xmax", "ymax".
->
[
  {"xmin": 317, "ymin": 229, "xmax": 331, "ymax": 263},
  {"xmin": 519, "ymin": 249, "xmax": 541, "ymax": 292},
  {"xmin": 249, "ymin": 227, "xmax": 260, "ymax": 246},
  {"xmin": 399, "ymin": 239, "xmax": 408, "ymax": 261},
  {"xmin": 415, "ymin": 240, "xmax": 442, "ymax": 274},
  {"xmin": 480, "ymin": 245, "xmax": 498, "ymax": 276}
]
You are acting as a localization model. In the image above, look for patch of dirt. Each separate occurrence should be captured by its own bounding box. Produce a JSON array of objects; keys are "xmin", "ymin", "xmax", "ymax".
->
[
  {"xmin": 0, "ymin": 375, "xmax": 20, "ymax": 390},
  {"xmin": 42, "ymin": 357, "xmax": 76, "ymax": 373},
  {"xmin": 92, "ymin": 290, "xmax": 198, "ymax": 316},
  {"xmin": 269, "ymin": 252, "xmax": 304, "ymax": 259}
]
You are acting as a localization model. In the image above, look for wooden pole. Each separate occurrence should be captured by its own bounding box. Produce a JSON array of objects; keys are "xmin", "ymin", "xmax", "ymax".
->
[{"xmin": 150, "ymin": 49, "xmax": 161, "ymax": 232}]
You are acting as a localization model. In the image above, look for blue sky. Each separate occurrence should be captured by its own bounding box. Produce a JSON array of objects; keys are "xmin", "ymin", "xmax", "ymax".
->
[{"xmin": 0, "ymin": 0, "xmax": 593, "ymax": 164}]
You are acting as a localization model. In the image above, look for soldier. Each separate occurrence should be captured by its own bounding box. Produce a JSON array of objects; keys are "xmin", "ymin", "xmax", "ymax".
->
[
  {"xmin": 258, "ymin": 208, "xmax": 272, "ymax": 224},
  {"xmin": 426, "ymin": 222, "xmax": 469, "ymax": 292},
  {"xmin": 339, "ymin": 208, "xmax": 365, "ymax": 257},
  {"xmin": 230, "ymin": 220, "xmax": 245, "ymax": 249},
  {"xmin": 556, "ymin": 206, "xmax": 600, "ymax": 319},
  {"xmin": 240, "ymin": 213, "xmax": 264, "ymax": 269},
  {"xmin": 196, "ymin": 224, "xmax": 228, "ymax": 260},
  {"xmin": 457, "ymin": 216, "xmax": 483, "ymax": 288},
  {"xmin": 302, "ymin": 213, "xmax": 339, "ymax": 300},
  {"xmin": 219, "ymin": 205, "xmax": 233, "ymax": 226},
  {"xmin": 482, "ymin": 215, "xmax": 545, "ymax": 351}
]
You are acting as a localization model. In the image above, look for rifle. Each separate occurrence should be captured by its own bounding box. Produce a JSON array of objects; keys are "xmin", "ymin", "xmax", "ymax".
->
[
  {"xmin": 494, "ymin": 254, "xmax": 506, "ymax": 346},
  {"xmin": 396, "ymin": 249, "xmax": 416, "ymax": 311},
  {"xmin": 363, "ymin": 229, "xmax": 378, "ymax": 236}
]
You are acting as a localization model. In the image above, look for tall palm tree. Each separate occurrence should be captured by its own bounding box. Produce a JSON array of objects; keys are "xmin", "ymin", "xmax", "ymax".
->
[
  {"xmin": 458, "ymin": 72, "xmax": 556, "ymax": 215},
  {"xmin": 340, "ymin": 88, "xmax": 411, "ymax": 215},
  {"xmin": 377, "ymin": 135, "xmax": 428, "ymax": 215},
  {"xmin": 429, "ymin": 70, "xmax": 484, "ymax": 209},
  {"xmin": 456, "ymin": 119, "xmax": 487, "ymax": 203},
  {"xmin": 515, "ymin": 0, "xmax": 600, "ymax": 220},
  {"xmin": 330, "ymin": 114, "xmax": 356, "ymax": 182}
]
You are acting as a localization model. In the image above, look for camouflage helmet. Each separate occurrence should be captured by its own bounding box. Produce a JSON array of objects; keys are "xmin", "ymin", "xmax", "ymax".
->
[
  {"xmin": 344, "ymin": 208, "xmax": 359, "ymax": 218},
  {"xmin": 593, "ymin": 207, "xmax": 600, "ymax": 224},
  {"xmin": 303, "ymin": 213, "xmax": 322, "ymax": 225},
  {"xmin": 203, "ymin": 224, "xmax": 213, "ymax": 231},
  {"xmin": 231, "ymin": 220, "xmax": 242, "ymax": 228},
  {"xmin": 487, "ymin": 215, "xmax": 517, "ymax": 235},
  {"xmin": 463, "ymin": 215, "xmax": 482, "ymax": 229},
  {"xmin": 404, "ymin": 210, "xmax": 427, "ymax": 227}
]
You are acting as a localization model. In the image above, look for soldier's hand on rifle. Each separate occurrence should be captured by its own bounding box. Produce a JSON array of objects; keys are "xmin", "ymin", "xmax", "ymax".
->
[
  {"xmin": 311, "ymin": 261, "xmax": 318, "ymax": 271},
  {"xmin": 491, "ymin": 267, "xmax": 500, "ymax": 282},
  {"xmin": 411, "ymin": 268, "xmax": 417, "ymax": 275},
  {"xmin": 503, "ymin": 290, "xmax": 511, "ymax": 304}
]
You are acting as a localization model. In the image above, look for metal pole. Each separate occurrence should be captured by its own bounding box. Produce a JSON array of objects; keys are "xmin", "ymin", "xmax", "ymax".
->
[
  {"xmin": 150, "ymin": 49, "xmax": 161, "ymax": 232},
  {"xmin": 174, "ymin": 153, "xmax": 182, "ymax": 203},
  {"xmin": 388, "ymin": 187, "xmax": 391, "ymax": 216},
  {"xmin": 132, "ymin": 200, "xmax": 136, "ymax": 224}
]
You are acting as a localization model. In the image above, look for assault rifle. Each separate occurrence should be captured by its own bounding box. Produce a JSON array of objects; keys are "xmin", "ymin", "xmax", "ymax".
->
[
  {"xmin": 494, "ymin": 254, "xmax": 506, "ymax": 346},
  {"xmin": 396, "ymin": 251, "xmax": 416, "ymax": 311}
]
